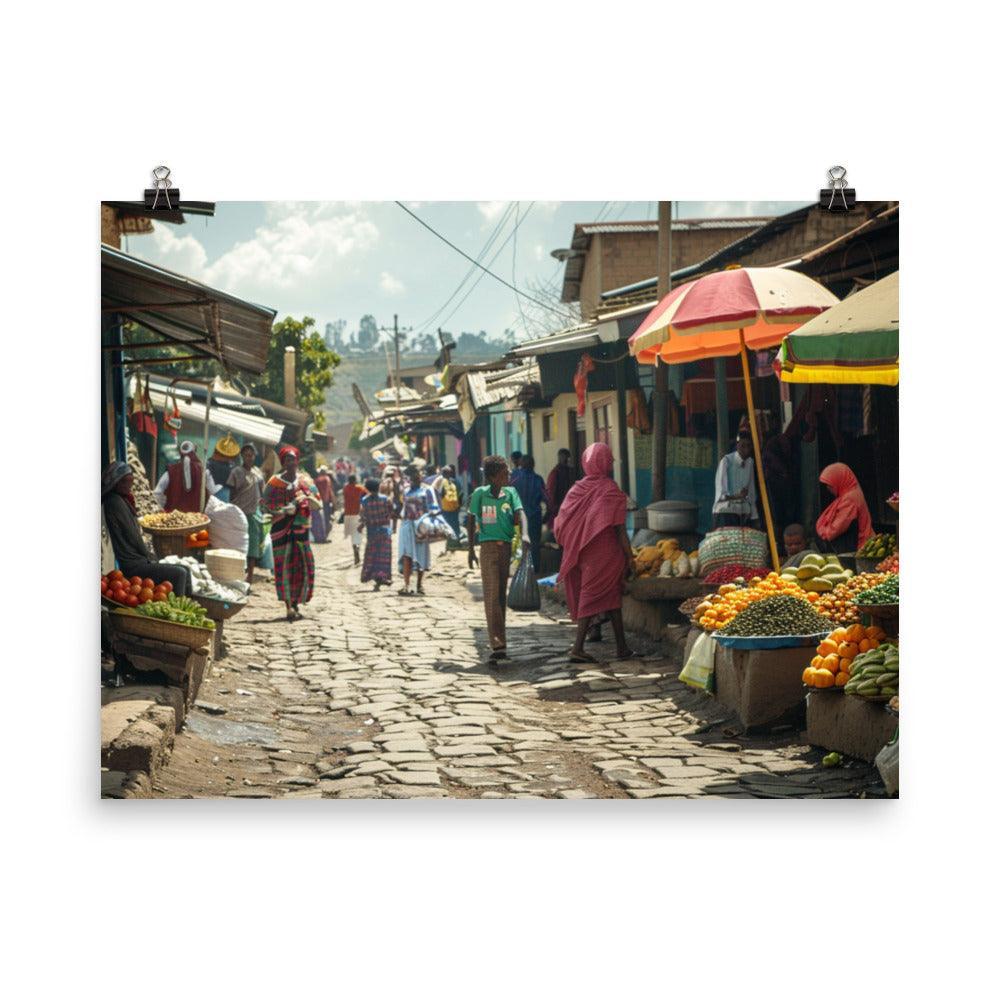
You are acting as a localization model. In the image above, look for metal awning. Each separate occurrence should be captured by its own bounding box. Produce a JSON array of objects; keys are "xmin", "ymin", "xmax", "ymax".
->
[
  {"xmin": 508, "ymin": 324, "xmax": 600, "ymax": 358},
  {"xmin": 101, "ymin": 245, "xmax": 277, "ymax": 374},
  {"xmin": 145, "ymin": 385, "xmax": 285, "ymax": 445}
]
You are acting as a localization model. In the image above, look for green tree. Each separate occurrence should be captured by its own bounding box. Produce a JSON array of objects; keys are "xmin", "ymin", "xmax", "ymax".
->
[{"xmin": 250, "ymin": 316, "xmax": 341, "ymax": 429}]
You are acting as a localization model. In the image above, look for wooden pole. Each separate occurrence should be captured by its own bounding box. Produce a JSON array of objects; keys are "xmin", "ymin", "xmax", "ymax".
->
[
  {"xmin": 714, "ymin": 357, "xmax": 729, "ymax": 463},
  {"xmin": 738, "ymin": 330, "xmax": 780, "ymax": 570},
  {"xmin": 651, "ymin": 201, "xmax": 672, "ymax": 501}
]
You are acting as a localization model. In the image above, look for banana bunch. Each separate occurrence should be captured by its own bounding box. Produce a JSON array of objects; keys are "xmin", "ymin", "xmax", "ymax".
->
[{"xmin": 844, "ymin": 642, "xmax": 898, "ymax": 699}]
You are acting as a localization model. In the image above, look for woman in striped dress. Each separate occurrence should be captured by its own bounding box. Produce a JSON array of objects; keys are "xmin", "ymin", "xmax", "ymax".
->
[
  {"xmin": 359, "ymin": 477, "xmax": 395, "ymax": 590},
  {"xmin": 263, "ymin": 446, "xmax": 322, "ymax": 621}
]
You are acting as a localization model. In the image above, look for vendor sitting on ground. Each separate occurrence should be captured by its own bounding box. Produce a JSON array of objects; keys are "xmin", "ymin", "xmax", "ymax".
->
[
  {"xmin": 780, "ymin": 523, "xmax": 818, "ymax": 569},
  {"xmin": 102, "ymin": 461, "xmax": 192, "ymax": 596}
]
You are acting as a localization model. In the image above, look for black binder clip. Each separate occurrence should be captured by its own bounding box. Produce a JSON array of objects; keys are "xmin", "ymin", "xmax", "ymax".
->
[
  {"xmin": 820, "ymin": 165, "xmax": 855, "ymax": 212},
  {"xmin": 144, "ymin": 165, "xmax": 181, "ymax": 211}
]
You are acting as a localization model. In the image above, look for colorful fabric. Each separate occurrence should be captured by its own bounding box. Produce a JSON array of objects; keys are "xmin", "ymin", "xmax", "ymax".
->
[
  {"xmin": 360, "ymin": 493, "xmax": 394, "ymax": 583},
  {"xmin": 479, "ymin": 540, "xmax": 511, "ymax": 650},
  {"xmin": 553, "ymin": 442, "xmax": 626, "ymax": 584},
  {"xmin": 314, "ymin": 472, "xmax": 335, "ymax": 504},
  {"xmin": 263, "ymin": 472, "xmax": 318, "ymax": 604},
  {"xmin": 816, "ymin": 463, "xmax": 873, "ymax": 548},
  {"xmin": 562, "ymin": 524, "xmax": 627, "ymax": 620},
  {"xmin": 342, "ymin": 482, "xmax": 366, "ymax": 515},
  {"xmin": 279, "ymin": 445, "xmax": 301, "ymax": 462},
  {"xmin": 468, "ymin": 485, "xmax": 522, "ymax": 543}
]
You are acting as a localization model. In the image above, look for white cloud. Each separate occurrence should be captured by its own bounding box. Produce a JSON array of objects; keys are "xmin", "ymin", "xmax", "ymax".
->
[
  {"xmin": 198, "ymin": 202, "xmax": 380, "ymax": 300},
  {"xmin": 146, "ymin": 224, "xmax": 210, "ymax": 278},
  {"xmin": 533, "ymin": 243, "xmax": 544, "ymax": 261},
  {"xmin": 476, "ymin": 200, "xmax": 507, "ymax": 222},
  {"xmin": 379, "ymin": 271, "xmax": 405, "ymax": 295}
]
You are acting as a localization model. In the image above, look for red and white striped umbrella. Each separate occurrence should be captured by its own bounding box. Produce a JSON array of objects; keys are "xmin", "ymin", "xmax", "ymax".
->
[{"xmin": 629, "ymin": 266, "xmax": 838, "ymax": 364}]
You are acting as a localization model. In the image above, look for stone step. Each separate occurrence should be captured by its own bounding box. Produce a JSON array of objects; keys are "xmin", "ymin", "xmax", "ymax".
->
[{"xmin": 101, "ymin": 699, "xmax": 177, "ymax": 787}]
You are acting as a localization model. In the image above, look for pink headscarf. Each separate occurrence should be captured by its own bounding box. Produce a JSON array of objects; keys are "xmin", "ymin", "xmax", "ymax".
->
[
  {"xmin": 816, "ymin": 462, "xmax": 873, "ymax": 548},
  {"xmin": 553, "ymin": 443, "xmax": 627, "ymax": 579}
]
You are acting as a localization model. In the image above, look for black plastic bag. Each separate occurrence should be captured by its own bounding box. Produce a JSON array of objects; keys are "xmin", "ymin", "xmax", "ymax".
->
[{"xmin": 507, "ymin": 549, "xmax": 541, "ymax": 612}]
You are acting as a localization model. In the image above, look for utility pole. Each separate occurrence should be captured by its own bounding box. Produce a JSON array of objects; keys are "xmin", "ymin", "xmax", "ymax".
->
[
  {"xmin": 651, "ymin": 201, "xmax": 672, "ymax": 501},
  {"xmin": 394, "ymin": 313, "xmax": 401, "ymax": 408}
]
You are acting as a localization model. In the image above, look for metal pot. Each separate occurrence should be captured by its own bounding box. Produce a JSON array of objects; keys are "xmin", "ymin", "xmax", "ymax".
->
[{"xmin": 645, "ymin": 501, "xmax": 698, "ymax": 534}]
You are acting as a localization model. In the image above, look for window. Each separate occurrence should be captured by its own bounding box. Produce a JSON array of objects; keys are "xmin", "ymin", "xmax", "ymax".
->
[
  {"xmin": 593, "ymin": 402, "xmax": 611, "ymax": 446},
  {"xmin": 542, "ymin": 412, "xmax": 554, "ymax": 442}
]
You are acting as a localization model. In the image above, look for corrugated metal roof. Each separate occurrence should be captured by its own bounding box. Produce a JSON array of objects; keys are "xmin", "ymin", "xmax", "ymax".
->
[
  {"xmin": 102, "ymin": 245, "xmax": 277, "ymax": 375},
  {"xmin": 577, "ymin": 217, "xmax": 772, "ymax": 236},
  {"xmin": 146, "ymin": 386, "xmax": 285, "ymax": 445},
  {"xmin": 469, "ymin": 361, "xmax": 540, "ymax": 410},
  {"xmin": 509, "ymin": 323, "xmax": 600, "ymax": 357}
]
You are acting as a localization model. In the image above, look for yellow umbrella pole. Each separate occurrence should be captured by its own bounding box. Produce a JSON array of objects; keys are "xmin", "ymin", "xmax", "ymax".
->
[{"xmin": 738, "ymin": 330, "xmax": 780, "ymax": 571}]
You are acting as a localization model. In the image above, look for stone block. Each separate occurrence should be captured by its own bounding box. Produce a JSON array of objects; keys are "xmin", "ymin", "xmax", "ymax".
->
[
  {"xmin": 805, "ymin": 691, "xmax": 898, "ymax": 763},
  {"xmin": 102, "ymin": 685, "xmax": 187, "ymax": 731}
]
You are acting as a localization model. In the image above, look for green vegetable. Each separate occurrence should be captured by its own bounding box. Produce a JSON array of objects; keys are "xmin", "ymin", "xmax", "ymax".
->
[
  {"xmin": 855, "ymin": 573, "xmax": 899, "ymax": 605},
  {"xmin": 822, "ymin": 752, "xmax": 842, "ymax": 767},
  {"xmin": 715, "ymin": 594, "xmax": 830, "ymax": 637}
]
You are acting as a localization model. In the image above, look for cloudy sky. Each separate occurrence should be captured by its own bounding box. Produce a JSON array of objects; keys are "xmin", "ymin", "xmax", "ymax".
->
[{"xmin": 122, "ymin": 200, "xmax": 808, "ymax": 345}]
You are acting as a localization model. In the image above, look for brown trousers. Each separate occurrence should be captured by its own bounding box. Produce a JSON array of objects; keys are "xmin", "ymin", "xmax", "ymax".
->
[{"xmin": 479, "ymin": 540, "xmax": 511, "ymax": 650}]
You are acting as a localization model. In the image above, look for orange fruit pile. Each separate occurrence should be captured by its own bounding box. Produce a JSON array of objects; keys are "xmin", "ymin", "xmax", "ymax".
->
[
  {"xmin": 813, "ymin": 572, "xmax": 891, "ymax": 625},
  {"xmin": 696, "ymin": 572, "xmax": 808, "ymax": 632},
  {"xmin": 803, "ymin": 623, "xmax": 888, "ymax": 689}
]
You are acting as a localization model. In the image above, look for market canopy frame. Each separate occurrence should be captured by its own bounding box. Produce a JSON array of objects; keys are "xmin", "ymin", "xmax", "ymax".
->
[
  {"xmin": 101, "ymin": 245, "xmax": 277, "ymax": 375},
  {"xmin": 778, "ymin": 271, "xmax": 899, "ymax": 386},
  {"xmin": 628, "ymin": 265, "xmax": 839, "ymax": 569}
]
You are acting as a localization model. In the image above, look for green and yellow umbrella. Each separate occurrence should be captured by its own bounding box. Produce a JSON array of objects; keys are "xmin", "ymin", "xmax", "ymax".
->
[{"xmin": 778, "ymin": 271, "xmax": 898, "ymax": 386}]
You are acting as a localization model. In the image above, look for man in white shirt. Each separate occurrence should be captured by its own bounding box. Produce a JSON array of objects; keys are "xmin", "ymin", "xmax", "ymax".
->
[
  {"xmin": 713, "ymin": 431, "xmax": 759, "ymax": 528},
  {"xmin": 153, "ymin": 440, "xmax": 220, "ymax": 510}
]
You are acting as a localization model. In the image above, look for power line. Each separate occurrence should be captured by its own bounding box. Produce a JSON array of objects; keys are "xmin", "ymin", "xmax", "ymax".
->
[
  {"xmin": 411, "ymin": 202, "xmax": 515, "ymax": 333},
  {"xmin": 511, "ymin": 201, "xmax": 530, "ymax": 337},
  {"xmin": 395, "ymin": 201, "xmax": 558, "ymax": 312}
]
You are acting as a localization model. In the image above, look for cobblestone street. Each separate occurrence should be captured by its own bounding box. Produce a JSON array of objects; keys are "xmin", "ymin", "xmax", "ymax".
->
[{"xmin": 154, "ymin": 535, "xmax": 883, "ymax": 799}]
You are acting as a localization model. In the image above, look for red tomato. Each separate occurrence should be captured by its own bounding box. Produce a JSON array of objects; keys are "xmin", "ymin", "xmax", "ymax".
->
[
  {"xmin": 100, "ymin": 580, "xmax": 108, "ymax": 594},
  {"xmin": 128, "ymin": 583, "xmax": 140, "ymax": 596},
  {"xmin": 152, "ymin": 590, "xmax": 167, "ymax": 602},
  {"xmin": 142, "ymin": 578, "xmax": 155, "ymax": 591},
  {"xmin": 129, "ymin": 576, "xmax": 142, "ymax": 587},
  {"xmin": 109, "ymin": 570, "xmax": 124, "ymax": 582},
  {"xmin": 125, "ymin": 594, "xmax": 139, "ymax": 608},
  {"xmin": 139, "ymin": 587, "xmax": 154, "ymax": 603},
  {"xmin": 161, "ymin": 581, "xmax": 173, "ymax": 594},
  {"xmin": 114, "ymin": 590, "xmax": 128, "ymax": 604}
]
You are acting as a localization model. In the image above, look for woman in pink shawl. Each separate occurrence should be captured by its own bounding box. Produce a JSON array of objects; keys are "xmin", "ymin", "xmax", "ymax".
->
[
  {"xmin": 554, "ymin": 442, "xmax": 637, "ymax": 663},
  {"xmin": 815, "ymin": 462, "xmax": 874, "ymax": 553}
]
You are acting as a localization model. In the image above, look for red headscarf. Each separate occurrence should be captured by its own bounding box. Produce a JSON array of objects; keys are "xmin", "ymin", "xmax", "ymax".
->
[
  {"xmin": 553, "ymin": 443, "xmax": 627, "ymax": 578},
  {"xmin": 279, "ymin": 445, "xmax": 300, "ymax": 463},
  {"xmin": 816, "ymin": 463, "xmax": 873, "ymax": 548}
]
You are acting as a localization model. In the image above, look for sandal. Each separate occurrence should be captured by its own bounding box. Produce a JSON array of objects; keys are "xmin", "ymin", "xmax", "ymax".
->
[
  {"xmin": 568, "ymin": 649, "xmax": 598, "ymax": 664},
  {"xmin": 398, "ymin": 587, "xmax": 413, "ymax": 596},
  {"xmin": 615, "ymin": 649, "xmax": 644, "ymax": 661}
]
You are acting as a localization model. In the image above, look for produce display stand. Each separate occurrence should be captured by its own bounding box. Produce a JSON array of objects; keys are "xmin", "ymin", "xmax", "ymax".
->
[
  {"xmin": 190, "ymin": 593, "xmax": 247, "ymax": 659},
  {"xmin": 140, "ymin": 516, "xmax": 211, "ymax": 559},
  {"xmin": 713, "ymin": 640, "xmax": 815, "ymax": 731},
  {"xmin": 805, "ymin": 689, "xmax": 898, "ymax": 763},
  {"xmin": 622, "ymin": 577, "xmax": 714, "ymax": 639},
  {"xmin": 108, "ymin": 632, "xmax": 209, "ymax": 708}
]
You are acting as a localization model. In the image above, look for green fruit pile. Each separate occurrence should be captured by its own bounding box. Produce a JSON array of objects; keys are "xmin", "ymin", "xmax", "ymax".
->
[
  {"xmin": 855, "ymin": 573, "xmax": 899, "ymax": 605},
  {"xmin": 716, "ymin": 594, "xmax": 831, "ymax": 637},
  {"xmin": 844, "ymin": 642, "xmax": 898, "ymax": 699},
  {"xmin": 782, "ymin": 552, "xmax": 854, "ymax": 593},
  {"xmin": 858, "ymin": 533, "xmax": 897, "ymax": 558},
  {"xmin": 137, "ymin": 592, "xmax": 212, "ymax": 628}
]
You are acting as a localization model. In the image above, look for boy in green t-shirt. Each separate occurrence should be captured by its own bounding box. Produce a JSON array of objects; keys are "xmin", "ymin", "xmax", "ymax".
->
[{"xmin": 467, "ymin": 455, "xmax": 531, "ymax": 662}]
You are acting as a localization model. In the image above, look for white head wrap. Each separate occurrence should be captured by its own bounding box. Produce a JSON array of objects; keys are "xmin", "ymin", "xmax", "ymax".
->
[{"xmin": 179, "ymin": 441, "xmax": 196, "ymax": 491}]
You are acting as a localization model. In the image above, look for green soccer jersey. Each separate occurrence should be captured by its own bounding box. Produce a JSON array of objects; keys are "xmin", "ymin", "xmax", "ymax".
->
[{"xmin": 468, "ymin": 485, "xmax": 522, "ymax": 543}]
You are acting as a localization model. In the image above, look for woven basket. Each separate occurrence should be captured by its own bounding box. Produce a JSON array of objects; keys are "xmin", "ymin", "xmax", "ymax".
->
[
  {"xmin": 140, "ymin": 516, "xmax": 211, "ymax": 537},
  {"xmin": 109, "ymin": 608, "xmax": 214, "ymax": 652},
  {"xmin": 191, "ymin": 593, "xmax": 247, "ymax": 622}
]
